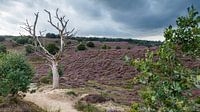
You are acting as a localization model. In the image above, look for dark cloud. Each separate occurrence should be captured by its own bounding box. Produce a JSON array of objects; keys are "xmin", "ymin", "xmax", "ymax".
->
[
  {"xmin": 0, "ymin": 0, "xmax": 199, "ymax": 40},
  {"xmin": 97, "ymin": 0, "xmax": 200, "ymax": 30}
]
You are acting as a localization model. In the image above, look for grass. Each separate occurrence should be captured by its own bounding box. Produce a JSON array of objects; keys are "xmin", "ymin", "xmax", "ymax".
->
[
  {"xmin": 75, "ymin": 101, "xmax": 105, "ymax": 112},
  {"xmin": 66, "ymin": 91, "xmax": 78, "ymax": 97}
]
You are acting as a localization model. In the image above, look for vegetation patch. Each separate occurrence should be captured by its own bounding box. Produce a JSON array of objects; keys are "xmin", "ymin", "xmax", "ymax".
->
[{"xmin": 75, "ymin": 101, "xmax": 105, "ymax": 112}]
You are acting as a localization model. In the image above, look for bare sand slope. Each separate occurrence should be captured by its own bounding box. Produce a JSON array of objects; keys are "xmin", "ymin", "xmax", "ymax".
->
[{"xmin": 24, "ymin": 86, "xmax": 78, "ymax": 112}]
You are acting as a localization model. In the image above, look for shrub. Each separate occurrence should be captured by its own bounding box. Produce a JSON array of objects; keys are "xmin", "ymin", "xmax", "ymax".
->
[
  {"xmin": 0, "ymin": 37, "xmax": 5, "ymax": 42},
  {"xmin": 0, "ymin": 53, "xmax": 33, "ymax": 97},
  {"xmin": 0, "ymin": 44, "xmax": 6, "ymax": 53},
  {"xmin": 75, "ymin": 101, "xmax": 104, "ymax": 112},
  {"xmin": 13, "ymin": 36, "xmax": 33, "ymax": 45},
  {"xmin": 45, "ymin": 43, "xmax": 59, "ymax": 55},
  {"xmin": 129, "ymin": 6, "xmax": 200, "ymax": 112},
  {"xmin": 66, "ymin": 91, "xmax": 78, "ymax": 97},
  {"xmin": 101, "ymin": 44, "xmax": 111, "ymax": 49},
  {"xmin": 77, "ymin": 43, "xmax": 87, "ymax": 51},
  {"xmin": 86, "ymin": 41, "xmax": 95, "ymax": 48},
  {"xmin": 39, "ymin": 76, "xmax": 52, "ymax": 84},
  {"xmin": 25, "ymin": 45, "xmax": 34, "ymax": 55},
  {"xmin": 115, "ymin": 46, "xmax": 121, "ymax": 49}
]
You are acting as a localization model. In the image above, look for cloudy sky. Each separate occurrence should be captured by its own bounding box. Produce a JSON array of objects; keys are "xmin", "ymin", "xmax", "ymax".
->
[{"xmin": 0, "ymin": 0, "xmax": 199, "ymax": 40}]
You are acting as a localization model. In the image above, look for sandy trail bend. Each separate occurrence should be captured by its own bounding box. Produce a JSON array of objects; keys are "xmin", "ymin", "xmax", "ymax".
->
[{"xmin": 24, "ymin": 86, "xmax": 78, "ymax": 112}]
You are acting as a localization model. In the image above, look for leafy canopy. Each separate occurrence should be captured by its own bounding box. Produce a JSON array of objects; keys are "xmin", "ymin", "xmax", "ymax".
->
[
  {"xmin": 130, "ymin": 6, "xmax": 200, "ymax": 112},
  {"xmin": 0, "ymin": 53, "xmax": 33, "ymax": 97}
]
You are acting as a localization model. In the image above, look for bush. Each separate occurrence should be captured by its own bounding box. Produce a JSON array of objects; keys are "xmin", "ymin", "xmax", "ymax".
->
[
  {"xmin": 45, "ymin": 43, "xmax": 59, "ymax": 55},
  {"xmin": 86, "ymin": 41, "xmax": 95, "ymax": 48},
  {"xmin": 25, "ymin": 45, "xmax": 34, "ymax": 55},
  {"xmin": 101, "ymin": 44, "xmax": 111, "ymax": 49},
  {"xmin": 77, "ymin": 43, "xmax": 87, "ymax": 51},
  {"xmin": 130, "ymin": 6, "xmax": 200, "ymax": 112},
  {"xmin": 0, "ymin": 37, "xmax": 5, "ymax": 42},
  {"xmin": 39, "ymin": 76, "xmax": 52, "ymax": 84},
  {"xmin": 13, "ymin": 36, "xmax": 33, "ymax": 45},
  {"xmin": 0, "ymin": 44, "xmax": 6, "ymax": 53},
  {"xmin": 0, "ymin": 53, "xmax": 33, "ymax": 97},
  {"xmin": 75, "ymin": 101, "xmax": 104, "ymax": 112},
  {"xmin": 115, "ymin": 46, "xmax": 121, "ymax": 49}
]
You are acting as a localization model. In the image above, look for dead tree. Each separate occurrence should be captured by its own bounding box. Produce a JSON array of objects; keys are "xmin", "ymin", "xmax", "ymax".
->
[{"xmin": 22, "ymin": 9, "xmax": 74, "ymax": 89}]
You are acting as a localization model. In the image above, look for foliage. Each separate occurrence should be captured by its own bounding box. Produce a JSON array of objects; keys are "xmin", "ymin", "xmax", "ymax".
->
[
  {"xmin": 115, "ymin": 46, "xmax": 121, "ymax": 49},
  {"xmin": 66, "ymin": 91, "xmax": 78, "ymax": 97},
  {"xmin": 129, "ymin": 6, "xmax": 200, "ymax": 112},
  {"xmin": 75, "ymin": 101, "xmax": 104, "ymax": 112},
  {"xmin": 0, "ymin": 53, "xmax": 33, "ymax": 97},
  {"xmin": 0, "ymin": 44, "xmax": 6, "ymax": 53},
  {"xmin": 164, "ymin": 6, "xmax": 200, "ymax": 57},
  {"xmin": 25, "ymin": 45, "xmax": 34, "ymax": 55},
  {"xmin": 77, "ymin": 43, "xmax": 87, "ymax": 51},
  {"xmin": 45, "ymin": 33, "xmax": 59, "ymax": 38},
  {"xmin": 39, "ymin": 76, "xmax": 52, "ymax": 84},
  {"xmin": 86, "ymin": 41, "xmax": 95, "ymax": 48},
  {"xmin": 101, "ymin": 44, "xmax": 111, "ymax": 49},
  {"xmin": 0, "ymin": 36, "xmax": 5, "ymax": 42},
  {"xmin": 13, "ymin": 36, "xmax": 33, "ymax": 45},
  {"xmin": 45, "ymin": 43, "xmax": 59, "ymax": 55}
]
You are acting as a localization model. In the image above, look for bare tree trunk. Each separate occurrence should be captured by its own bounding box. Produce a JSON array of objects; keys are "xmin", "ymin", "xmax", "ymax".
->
[{"xmin": 51, "ymin": 60, "xmax": 59, "ymax": 89}]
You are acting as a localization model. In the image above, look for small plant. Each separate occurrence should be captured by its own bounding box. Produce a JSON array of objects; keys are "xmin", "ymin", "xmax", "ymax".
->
[
  {"xmin": 77, "ymin": 43, "xmax": 87, "ymax": 51},
  {"xmin": 39, "ymin": 76, "xmax": 52, "ymax": 84},
  {"xmin": 0, "ymin": 37, "xmax": 5, "ymax": 42},
  {"xmin": 75, "ymin": 101, "xmax": 104, "ymax": 112},
  {"xmin": 86, "ymin": 41, "xmax": 95, "ymax": 48},
  {"xmin": 66, "ymin": 91, "xmax": 78, "ymax": 97},
  {"xmin": 0, "ymin": 44, "xmax": 6, "ymax": 53},
  {"xmin": 25, "ymin": 45, "xmax": 34, "ymax": 55},
  {"xmin": 115, "ymin": 46, "xmax": 121, "ymax": 49},
  {"xmin": 45, "ymin": 43, "xmax": 59, "ymax": 55},
  {"xmin": 101, "ymin": 44, "xmax": 111, "ymax": 49},
  {"xmin": 127, "ymin": 46, "xmax": 131, "ymax": 50}
]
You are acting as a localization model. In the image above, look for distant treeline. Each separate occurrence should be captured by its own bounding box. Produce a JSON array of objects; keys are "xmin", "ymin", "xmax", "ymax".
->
[
  {"xmin": 0, "ymin": 35, "xmax": 163, "ymax": 47},
  {"xmin": 70, "ymin": 37, "xmax": 162, "ymax": 47}
]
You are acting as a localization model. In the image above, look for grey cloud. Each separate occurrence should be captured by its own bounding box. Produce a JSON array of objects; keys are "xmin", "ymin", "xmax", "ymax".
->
[{"xmin": 0, "ymin": 0, "xmax": 199, "ymax": 40}]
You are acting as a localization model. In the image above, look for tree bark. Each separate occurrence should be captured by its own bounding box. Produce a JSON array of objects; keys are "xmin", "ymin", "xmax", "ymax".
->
[{"xmin": 51, "ymin": 61, "xmax": 59, "ymax": 89}]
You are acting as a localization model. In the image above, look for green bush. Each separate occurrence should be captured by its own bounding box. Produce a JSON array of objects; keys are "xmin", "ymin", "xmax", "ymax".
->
[
  {"xmin": 0, "ymin": 37, "xmax": 5, "ymax": 42},
  {"xmin": 25, "ymin": 45, "xmax": 34, "ymax": 55},
  {"xmin": 0, "ymin": 53, "xmax": 33, "ymax": 97},
  {"xmin": 101, "ymin": 44, "xmax": 111, "ymax": 49},
  {"xmin": 39, "ymin": 76, "xmax": 52, "ymax": 84},
  {"xmin": 86, "ymin": 41, "xmax": 95, "ymax": 48},
  {"xmin": 13, "ymin": 36, "xmax": 33, "ymax": 45},
  {"xmin": 130, "ymin": 6, "xmax": 200, "ymax": 112},
  {"xmin": 75, "ymin": 101, "xmax": 104, "ymax": 112},
  {"xmin": 115, "ymin": 46, "xmax": 121, "ymax": 49},
  {"xmin": 77, "ymin": 43, "xmax": 87, "ymax": 51},
  {"xmin": 0, "ymin": 44, "xmax": 6, "ymax": 53},
  {"xmin": 45, "ymin": 43, "xmax": 59, "ymax": 55}
]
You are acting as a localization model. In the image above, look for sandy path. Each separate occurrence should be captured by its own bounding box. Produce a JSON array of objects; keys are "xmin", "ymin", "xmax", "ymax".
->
[{"xmin": 24, "ymin": 86, "xmax": 78, "ymax": 112}]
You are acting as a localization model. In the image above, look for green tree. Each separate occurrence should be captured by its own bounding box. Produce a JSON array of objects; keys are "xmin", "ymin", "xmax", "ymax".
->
[
  {"xmin": 0, "ymin": 53, "xmax": 33, "ymax": 98},
  {"xmin": 130, "ymin": 6, "xmax": 200, "ymax": 112}
]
